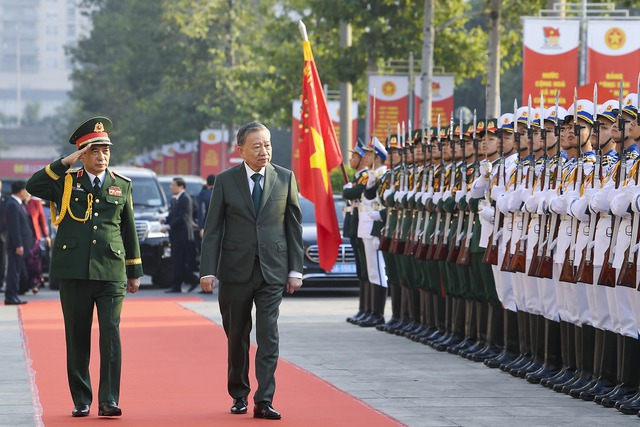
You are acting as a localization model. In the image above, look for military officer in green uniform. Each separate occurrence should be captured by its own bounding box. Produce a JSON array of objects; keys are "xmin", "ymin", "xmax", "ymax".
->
[{"xmin": 26, "ymin": 117, "xmax": 143, "ymax": 418}]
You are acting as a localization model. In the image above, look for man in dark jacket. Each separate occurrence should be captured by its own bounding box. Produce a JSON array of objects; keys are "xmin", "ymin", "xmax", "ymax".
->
[
  {"xmin": 163, "ymin": 177, "xmax": 199, "ymax": 293},
  {"xmin": 4, "ymin": 181, "xmax": 33, "ymax": 305}
]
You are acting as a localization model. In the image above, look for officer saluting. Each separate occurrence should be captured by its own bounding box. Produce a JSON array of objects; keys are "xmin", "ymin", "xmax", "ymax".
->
[{"xmin": 26, "ymin": 117, "xmax": 143, "ymax": 418}]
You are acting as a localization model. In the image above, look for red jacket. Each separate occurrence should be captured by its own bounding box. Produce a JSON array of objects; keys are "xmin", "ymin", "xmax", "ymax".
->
[{"xmin": 25, "ymin": 198, "xmax": 48, "ymax": 241}]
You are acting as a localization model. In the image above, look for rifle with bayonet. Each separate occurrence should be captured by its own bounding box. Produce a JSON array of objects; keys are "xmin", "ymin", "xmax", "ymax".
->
[
  {"xmin": 415, "ymin": 125, "xmax": 434, "ymax": 260},
  {"xmin": 389, "ymin": 122, "xmax": 407, "ymax": 254},
  {"xmin": 510, "ymin": 95, "xmax": 535, "ymax": 272},
  {"xmin": 407, "ymin": 123, "xmax": 429, "ymax": 257},
  {"xmin": 379, "ymin": 123, "xmax": 394, "ymax": 252},
  {"xmin": 535, "ymin": 91, "xmax": 563, "ymax": 279},
  {"xmin": 528, "ymin": 92, "xmax": 548, "ymax": 276},
  {"xmin": 426, "ymin": 117, "xmax": 444, "ymax": 260},
  {"xmin": 483, "ymin": 103, "xmax": 506, "ymax": 266},
  {"xmin": 447, "ymin": 110, "xmax": 468, "ymax": 263},
  {"xmin": 458, "ymin": 111, "xmax": 479, "ymax": 266},
  {"xmin": 559, "ymin": 89, "xmax": 584, "ymax": 283},
  {"xmin": 598, "ymin": 80, "xmax": 627, "ymax": 287},
  {"xmin": 616, "ymin": 73, "xmax": 640, "ymax": 288},
  {"xmin": 434, "ymin": 114, "xmax": 457, "ymax": 260},
  {"xmin": 501, "ymin": 99, "xmax": 520, "ymax": 272},
  {"xmin": 575, "ymin": 84, "xmax": 601, "ymax": 284}
]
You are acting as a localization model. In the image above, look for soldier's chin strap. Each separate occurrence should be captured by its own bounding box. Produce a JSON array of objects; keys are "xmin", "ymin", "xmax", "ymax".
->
[{"xmin": 50, "ymin": 173, "xmax": 94, "ymax": 226}]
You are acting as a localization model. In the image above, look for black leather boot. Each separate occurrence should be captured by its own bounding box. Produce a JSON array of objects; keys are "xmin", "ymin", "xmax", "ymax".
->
[
  {"xmin": 580, "ymin": 329, "xmax": 617, "ymax": 401},
  {"xmin": 527, "ymin": 317, "xmax": 561, "ymax": 383}
]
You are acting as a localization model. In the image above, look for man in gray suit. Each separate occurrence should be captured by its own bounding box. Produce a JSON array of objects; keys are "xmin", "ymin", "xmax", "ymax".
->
[{"xmin": 200, "ymin": 122, "xmax": 304, "ymax": 420}]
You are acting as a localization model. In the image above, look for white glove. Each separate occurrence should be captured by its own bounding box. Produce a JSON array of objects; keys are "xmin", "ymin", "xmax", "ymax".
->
[
  {"xmin": 432, "ymin": 192, "xmax": 443, "ymax": 204},
  {"xmin": 549, "ymin": 194, "xmax": 566, "ymax": 215},
  {"xmin": 407, "ymin": 189, "xmax": 416, "ymax": 200},
  {"xmin": 479, "ymin": 205, "xmax": 495, "ymax": 223},
  {"xmin": 568, "ymin": 197, "xmax": 589, "ymax": 222},
  {"xmin": 421, "ymin": 192, "xmax": 433, "ymax": 205},
  {"xmin": 496, "ymin": 193, "xmax": 510, "ymax": 214},
  {"xmin": 394, "ymin": 190, "xmax": 407, "ymax": 202},
  {"xmin": 368, "ymin": 210, "xmax": 382, "ymax": 221},
  {"xmin": 611, "ymin": 190, "xmax": 632, "ymax": 218},
  {"xmin": 343, "ymin": 182, "xmax": 353, "ymax": 190},
  {"xmin": 415, "ymin": 191, "xmax": 424, "ymax": 203},
  {"xmin": 383, "ymin": 189, "xmax": 394, "ymax": 201},
  {"xmin": 455, "ymin": 191, "xmax": 464, "ymax": 203},
  {"xmin": 443, "ymin": 190, "xmax": 452, "ymax": 201},
  {"xmin": 524, "ymin": 190, "xmax": 542, "ymax": 214},
  {"xmin": 589, "ymin": 188, "xmax": 611, "ymax": 213},
  {"xmin": 562, "ymin": 190, "xmax": 580, "ymax": 216},
  {"xmin": 479, "ymin": 159, "xmax": 492, "ymax": 177},
  {"xmin": 508, "ymin": 186, "xmax": 524, "ymax": 212},
  {"xmin": 490, "ymin": 184, "xmax": 506, "ymax": 202}
]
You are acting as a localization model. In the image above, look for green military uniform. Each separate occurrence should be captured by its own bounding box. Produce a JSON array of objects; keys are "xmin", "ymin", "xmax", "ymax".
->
[{"xmin": 26, "ymin": 117, "xmax": 143, "ymax": 411}]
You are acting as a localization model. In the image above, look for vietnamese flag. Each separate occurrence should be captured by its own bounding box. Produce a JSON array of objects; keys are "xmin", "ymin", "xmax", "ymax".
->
[{"xmin": 298, "ymin": 22, "xmax": 343, "ymax": 272}]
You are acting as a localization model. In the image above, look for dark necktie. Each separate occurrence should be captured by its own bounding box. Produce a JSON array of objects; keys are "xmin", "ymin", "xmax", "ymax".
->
[
  {"xmin": 93, "ymin": 176, "xmax": 101, "ymax": 194},
  {"xmin": 251, "ymin": 173, "xmax": 262, "ymax": 215}
]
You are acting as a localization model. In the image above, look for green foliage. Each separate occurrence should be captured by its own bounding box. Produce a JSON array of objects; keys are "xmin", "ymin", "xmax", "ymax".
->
[
  {"xmin": 330, "ymin": 166, "xmax": 354, "ymax": 194},
  {"xmin": 66, "ymin": 0, "xmax": 554, "ymax": 163}
]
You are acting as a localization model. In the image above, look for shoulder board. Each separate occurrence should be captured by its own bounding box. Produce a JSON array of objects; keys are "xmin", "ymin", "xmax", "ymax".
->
[
  {"xmin": 66, "ymin": 168, "xmax": 81, "ymax": 174},
  {"xmin": 112, "ymin": 171, "xmax": 132, "ymax": 182}
]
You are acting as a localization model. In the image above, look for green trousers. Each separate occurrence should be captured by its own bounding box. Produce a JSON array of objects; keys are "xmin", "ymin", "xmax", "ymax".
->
[{"xmin": 59, "ymin": 279, "xmax": 126, "ymax": 406}]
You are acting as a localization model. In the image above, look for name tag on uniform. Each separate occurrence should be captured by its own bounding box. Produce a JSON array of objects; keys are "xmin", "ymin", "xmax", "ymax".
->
[{"xmin": 109, "ymin": 186, "xmax": 122, "ymax": 197}]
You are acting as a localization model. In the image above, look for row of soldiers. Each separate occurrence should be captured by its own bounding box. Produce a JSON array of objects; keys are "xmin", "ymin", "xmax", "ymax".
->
[{"xmin": 342, "ymin": 89, "xmax": 640, "ymax": 416}]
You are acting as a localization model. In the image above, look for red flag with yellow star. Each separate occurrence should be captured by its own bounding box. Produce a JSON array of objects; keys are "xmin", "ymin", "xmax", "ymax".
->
[{"xmin": 298, "ymin": 38, "xmax": 343, "ymax": 272}]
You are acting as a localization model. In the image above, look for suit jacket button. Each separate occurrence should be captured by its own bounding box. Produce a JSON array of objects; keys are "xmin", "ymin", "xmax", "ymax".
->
[
  {"xmin": 117, "ymin": 250, "xmax": 121, "ymax": 254},
  {"xmin": 96, "ymin": 199, "xmax": 100, "ymax": 203},
  {"xmin": 115, "ymin": 201, "xmax": 119, "ymax": 205},
  {"xmin": 75, "ymin": 197, "xmax": 79, "ymax": 202},
  {"xmin": 93, "ymin": 225, "xmax": 97, "ymax": 230},
  {"xmin": 92, "ymin": 240, "xmax": 97, "ymax": 244},
  {"xmin": 62, "ymin": 244, "xmax": 67, "ymax": 249},
  {"xmin": 94, "ymin": 212, "xmax": 99, "ymax": 217}
]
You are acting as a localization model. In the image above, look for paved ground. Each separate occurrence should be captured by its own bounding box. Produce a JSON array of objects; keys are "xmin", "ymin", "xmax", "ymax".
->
[{"xmin": 2, "ymin": 281, "xmax": 638, "ymax": 426}]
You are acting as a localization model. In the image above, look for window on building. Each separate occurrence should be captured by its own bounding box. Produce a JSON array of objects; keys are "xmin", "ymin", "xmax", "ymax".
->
[
  {"xmin": 45, "ymin": 26, "xmax": 58, "ymax": 36},
  {"xmin": 46, "ymin": 43, "xmax": 57, "ymax": 52},
  {"xmin": 46, "ymin": 9, "xmax": 58, "ymax": 18},
  {"xmin": 47, "ymin": 58, "xmax": 58, "ymax": 69},
  {"xmin": 67, "ymin": 25, "xmax": 76, "ymax": 37},
  {"xmin": 68, "ymin": 7, "xmax": 76, "ymax": 19}
]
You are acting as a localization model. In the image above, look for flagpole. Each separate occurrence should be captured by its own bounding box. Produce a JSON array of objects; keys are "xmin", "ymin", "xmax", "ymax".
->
[{"xmin": 299, "ymin": 20, "xmax": 348, "ymax": 184}]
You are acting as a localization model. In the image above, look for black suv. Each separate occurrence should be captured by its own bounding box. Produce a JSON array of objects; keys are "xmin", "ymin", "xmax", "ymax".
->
[{"xmin": 110, "ymin": 167, "xmax": 173, "ymax": 288}]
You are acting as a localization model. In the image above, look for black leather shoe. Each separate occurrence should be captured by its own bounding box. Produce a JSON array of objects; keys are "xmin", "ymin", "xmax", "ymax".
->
[
  {"xmin": 4, "ymin": 298, "xmax": 27, "ymax": 305},
  {"xmin": 72, "ymin": 404, "xmax": 90, "ymax": 417},
  {"xmin": 164, "ymin": 288, "xmax": 182, "ymax": 293},
  {"xmin": 253, "ymin": 402, "xmax": 281, "ymax": 419},
  {"xmin": 231, "ymin": 397, "xmax": 248, "ymax": 414},
  {"xmin": 98, "ymin": 401, "xmax": 122, "ymax": 417},
  {"xmin": 198, "ymin": 290, "xmax": 213, "ymax": 294}
]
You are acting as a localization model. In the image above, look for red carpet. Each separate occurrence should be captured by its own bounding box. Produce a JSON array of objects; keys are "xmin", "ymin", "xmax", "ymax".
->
[{"xmin": 20, "ymin": 298, "xmax": 401, "ymax": 426}]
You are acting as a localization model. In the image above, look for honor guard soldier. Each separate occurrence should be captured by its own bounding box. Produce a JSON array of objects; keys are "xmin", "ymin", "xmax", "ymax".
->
[
  {"xmin": 344, "ymin": 142, "xmax": 373, "ymax": 325},
  {"xmin": 357, "ymin": 137, "xmax": 389, "ymax": 327},
  {"xmin": 26, "ymin": 117, "xmax": 143, "ymax": 418},
  {"xmin": 370, "ymin": 135, "xmax": 403, "ymax": 332}
]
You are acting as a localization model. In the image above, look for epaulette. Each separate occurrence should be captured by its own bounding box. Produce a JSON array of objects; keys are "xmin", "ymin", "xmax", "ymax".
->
[
  {"xmin": 112, "ymin": 171, "xmax": 132, "ymax": 182},
  {"xmin": 66, "ymin": 168, "xmax": 81, "ymax": 174}
]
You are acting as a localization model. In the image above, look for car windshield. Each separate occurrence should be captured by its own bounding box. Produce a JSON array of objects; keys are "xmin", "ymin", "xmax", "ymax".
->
[
  {"xmin": 299, "ymin": 195, "xmax": 345, "ymax": 225},
  {"xmin": 130, "ymin": 176, "xmax": 165, "ymax": 207}
]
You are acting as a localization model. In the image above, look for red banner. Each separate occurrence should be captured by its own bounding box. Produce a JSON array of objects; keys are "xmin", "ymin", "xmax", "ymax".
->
[
  {"xmin": 587, "ymin": 20, "xmax": 640, "ymax": 101},
  {"xmin": 414, "ymin": 75, "xmax": 455, "ymax": 127},
  {"xmin": 522, "ymin": 19, "xmax": 580, "ymax": 108},
  {"xmin": 292, "ymin": 100, "xmax": 357, "ymax": 178},
  {"xmin": 367, "ymin": 75, "xmax": 410, "ymax": 140},
  {"xmin": 0, "ymin": 159, "xmax": 49, "ymax": 179},
  {"xmin": 199, "ymin": 130, "xmax": 227, "ymax": 176}
]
